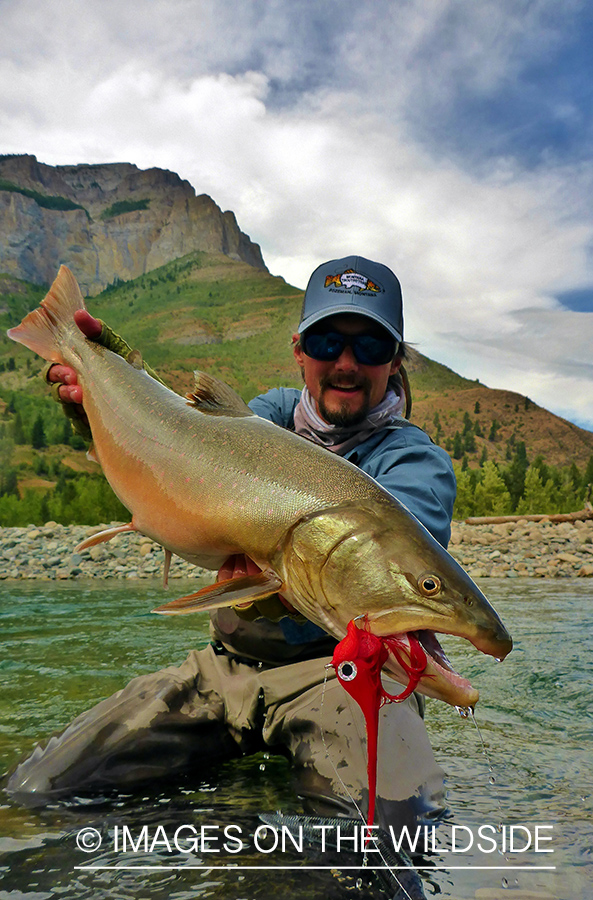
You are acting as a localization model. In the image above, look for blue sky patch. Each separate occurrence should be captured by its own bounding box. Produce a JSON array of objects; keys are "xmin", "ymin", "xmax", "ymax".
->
[{"xmin": 556, "ymin": 289, "xmax": 593, "ymax": 312}]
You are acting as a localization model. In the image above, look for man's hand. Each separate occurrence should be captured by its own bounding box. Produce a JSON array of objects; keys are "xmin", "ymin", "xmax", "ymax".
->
[
  {"xmin": 47, "ymin": 310, "xmax": 102, "ymax": 406},
  {"xmin": 217, "ymin": 554, "xmax": 262, "ymax": 583},
  {"xmin": 217, "ymin": 554, "xmax": 299, "ymax": 618}
]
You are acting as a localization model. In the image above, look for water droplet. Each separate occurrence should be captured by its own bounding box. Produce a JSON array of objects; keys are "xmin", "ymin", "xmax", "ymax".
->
[
  {"xmin": 497, "ymin": 822, "xmax": 504, "ymax": 832},
  {"xmin": 263, "ymin": 752, "xmax": 270, "ymax": 760},
  {"xmin": 455, "ymin": 705, "xmax": 470, "ymax": 718},
  {"xmin": 356, "ymin": 878, "xmax": 363, "ymax": 889},
  {"xmin": 489, "ymin": 775, "xmax": 496, "ymax": 784},
  {"xmin": 501, "ymin": 877, "xmax": 509, "ymax": 888},
  {"xmin": 259, "ymin": 763, "xmax": 266, "ymax": 771}
]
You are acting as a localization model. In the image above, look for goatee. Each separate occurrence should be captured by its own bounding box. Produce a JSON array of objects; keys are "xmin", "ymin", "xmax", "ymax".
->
[{"xmin": 318, "ymin": 377, "xmax": 372, "ymax": 427}]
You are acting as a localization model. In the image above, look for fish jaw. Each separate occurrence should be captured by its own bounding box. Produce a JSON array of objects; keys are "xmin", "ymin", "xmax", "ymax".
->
[{"xmin": 380, "ymin": 630, "xmax": 479, "ymax": 708}]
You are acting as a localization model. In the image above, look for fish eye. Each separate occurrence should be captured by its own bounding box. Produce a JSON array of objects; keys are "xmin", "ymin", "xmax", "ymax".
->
[
  {"xmin": 338, "ymin": 661, "xmax": 357, "ymax": 681},
  {"xmin": 418, "ymin": 575, "xmax": 441, "ymax": 597}
]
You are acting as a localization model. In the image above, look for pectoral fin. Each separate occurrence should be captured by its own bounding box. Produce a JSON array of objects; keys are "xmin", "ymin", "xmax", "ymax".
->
[
  {"xmin": 76, "ymin": 522, "xmax": 138, "ymax": 551},
  {"xmin": 152, "ymin": 571, "xmax": 283, "ymax": 615}
]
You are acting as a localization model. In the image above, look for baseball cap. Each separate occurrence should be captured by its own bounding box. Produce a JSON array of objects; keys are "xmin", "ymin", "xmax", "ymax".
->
[{"xmin": 298, "ymin": 255, "xmax": 404, "ymax": 342}]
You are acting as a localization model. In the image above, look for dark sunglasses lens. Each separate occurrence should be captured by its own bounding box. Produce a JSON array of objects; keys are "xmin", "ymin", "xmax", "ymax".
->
[
  {"xmin": 302, "ymin": 332, "xmax": 345, "ymax": 361},
  {"xmin": 303, "ymin": 330, "xmax": 397, "ymax": 365},
  {"xmin": 354, "ymin": 334, "xmax": 397, "ymax": 365}
]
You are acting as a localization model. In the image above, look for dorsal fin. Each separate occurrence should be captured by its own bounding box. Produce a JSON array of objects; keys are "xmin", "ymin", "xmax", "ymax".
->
[{"xmin": 186, "ymin": 371, "xmax": 254, "ymax": 417}]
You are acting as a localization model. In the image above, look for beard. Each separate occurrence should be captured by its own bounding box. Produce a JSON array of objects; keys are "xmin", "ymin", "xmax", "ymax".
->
[{"xmin": 317, "ymin": 375, "xmax": 373, "ymax": 427}]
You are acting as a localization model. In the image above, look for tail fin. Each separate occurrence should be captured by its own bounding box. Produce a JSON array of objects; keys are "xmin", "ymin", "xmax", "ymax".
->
[{"xmin": 7, "ymin": 265, "xmax": 86, "ymax": 364}]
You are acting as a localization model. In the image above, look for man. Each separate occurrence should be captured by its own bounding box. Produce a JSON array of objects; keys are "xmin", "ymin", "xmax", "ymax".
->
[{"xmin": 6, "ymin": 256, "xmax": 456, "ymax": 834}]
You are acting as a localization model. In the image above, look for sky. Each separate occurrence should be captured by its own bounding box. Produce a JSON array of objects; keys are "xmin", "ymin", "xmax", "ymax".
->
[{"xmin": 1, "ymin": 0, "xmax": 592, "ymax": 431}]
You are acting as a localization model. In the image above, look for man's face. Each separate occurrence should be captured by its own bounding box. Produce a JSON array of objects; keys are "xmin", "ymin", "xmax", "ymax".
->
[{"xmin": 293, "ymin": 314, "xmax": 401, "ymax": 426}]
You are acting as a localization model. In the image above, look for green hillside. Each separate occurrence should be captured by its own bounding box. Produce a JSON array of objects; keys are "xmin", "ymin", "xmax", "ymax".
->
[
  {"xmin": 1, "ymin": 253, "xmax": 303, "ymax": 402},
  {"xmin": 1, "ymin": 252, "xmax": 592, "ymax": 527}
]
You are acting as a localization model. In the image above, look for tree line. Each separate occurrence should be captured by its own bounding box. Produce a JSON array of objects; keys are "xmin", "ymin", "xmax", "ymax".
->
[
  {"xmin": 0, "ymin": 393, "xmax": 127, "ymax": 526},
  {"xmin": 1, "ymin": 391, "xmax": 592, "ymax": 527},
  {"xmin": 453, "ymin": 445, "xmax": 593, "ymax": 519}
]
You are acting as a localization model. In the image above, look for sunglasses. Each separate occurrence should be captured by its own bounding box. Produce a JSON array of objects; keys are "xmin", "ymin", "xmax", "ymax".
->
[{"xmin": 301, "ymin": 329, "xmax": 398, "ymax": 366}]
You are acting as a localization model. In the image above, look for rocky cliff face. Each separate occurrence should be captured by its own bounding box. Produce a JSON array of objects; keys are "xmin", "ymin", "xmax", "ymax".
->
[{"xmin": 0, "ymin": 155, "xmax": 267, "ymax": 295}]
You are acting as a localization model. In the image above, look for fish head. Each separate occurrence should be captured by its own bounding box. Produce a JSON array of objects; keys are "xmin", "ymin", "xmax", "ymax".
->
[{"xmin": 283, "ymin": 502, "xmax": 512, "ymax": 707}]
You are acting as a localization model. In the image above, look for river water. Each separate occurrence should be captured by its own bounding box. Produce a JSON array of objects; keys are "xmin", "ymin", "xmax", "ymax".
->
[{"xmin": 0, "ymin": 578, "xmax": 591, "ymax": 899}]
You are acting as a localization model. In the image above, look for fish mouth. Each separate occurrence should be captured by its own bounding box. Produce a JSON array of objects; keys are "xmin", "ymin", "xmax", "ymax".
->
[{"xmin": 382, "ymin": 629, "xmax": 479, "ymax": 708}]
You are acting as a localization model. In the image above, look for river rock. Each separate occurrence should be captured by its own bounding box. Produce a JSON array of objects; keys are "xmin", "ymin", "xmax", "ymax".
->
[{"xmin": 1, "ymin": 518, "xmax": 593, "ymax": 580}]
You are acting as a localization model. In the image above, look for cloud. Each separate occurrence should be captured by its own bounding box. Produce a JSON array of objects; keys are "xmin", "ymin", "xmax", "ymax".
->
[{"xmin": 1, "ymin": 0, "xmax": 592, "ymax": 431}]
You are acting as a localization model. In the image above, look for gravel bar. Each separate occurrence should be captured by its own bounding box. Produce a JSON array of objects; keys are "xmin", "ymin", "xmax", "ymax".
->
[{"xmin": 1, "ymin": 518, "xmax": 592, "ymax": 581}]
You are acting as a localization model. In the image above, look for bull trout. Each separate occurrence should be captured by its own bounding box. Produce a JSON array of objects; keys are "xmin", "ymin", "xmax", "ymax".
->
[{"xmin": 8, "ymin": 266, "xmax": 511, "ymax": 708}]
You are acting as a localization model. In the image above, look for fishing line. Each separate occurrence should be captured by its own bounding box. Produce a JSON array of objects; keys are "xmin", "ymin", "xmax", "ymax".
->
[
  {"xmin": 319, "ymin": 664, "xmax": 367, "ymax": 823},
  {"xmin": 458, "ymin": 705, "xmax": 510, "ymax": 864},
  {"xmin": 319, "ymin": 664, "xmax": 416, "ymax": 900}
]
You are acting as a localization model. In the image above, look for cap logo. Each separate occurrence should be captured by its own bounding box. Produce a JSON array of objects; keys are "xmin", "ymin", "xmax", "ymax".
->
[{"xmin": 324, "ymin": 269, "xmax": 381, "ymax": 293}]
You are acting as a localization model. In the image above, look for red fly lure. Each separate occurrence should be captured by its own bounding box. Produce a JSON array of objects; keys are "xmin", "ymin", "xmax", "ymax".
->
[{"xmin": 332, "ymin": 618, "xmax": 428, "ymax": 828}]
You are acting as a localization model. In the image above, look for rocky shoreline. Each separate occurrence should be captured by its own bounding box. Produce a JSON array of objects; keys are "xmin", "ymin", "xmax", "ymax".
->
[
  {"xmin": 1, "ymin": 518, "xmax": 593, "ymax": 581},
  {"xmin": 450, "ymin": 517, "xmax": 593, "ymax": 578}
]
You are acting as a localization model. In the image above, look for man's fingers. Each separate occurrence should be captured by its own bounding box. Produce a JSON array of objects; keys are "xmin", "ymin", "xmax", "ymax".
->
[
  {"xmin": 74, "ymin": 309, "xmax": 102, "ymax": 339},
  {"xmin": 47, "ymin": 364, "xmax": 77, "ymax": 385},
  {"xmin": 58, "ymin": 384, "xmax": 83, "ymax": 404},
  {"xmin": 217, "ymin": 554, "xmax": 262, "ymax": 582}
]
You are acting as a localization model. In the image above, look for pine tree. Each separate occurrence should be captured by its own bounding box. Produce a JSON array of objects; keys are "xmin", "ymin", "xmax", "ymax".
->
[
  {"xmin": 473, "ymin": 462, "xmax": 512, "ymax": 516},
  {"xmin": 502, "ymin": 442, "xmax": 529, "ymax": 510},
  {"xmin": 516, "ymin": 466, "xmax": 556, "ymax": 515},
  {"xmin": 463, "ymin": 431, "xmax": 476, "ymax": 453},
  {"xmin": 31, "ymin": 414, "xmax": 47, "ymax": 450},
  {"xmin": 582, "ymin": 455, "xmax": 593, "ymax": 495},
  {"xmin": 12, "ymin": 412, "xmax": 26, "ymax": 444},
  {"xmin": 0, "ymin": 469, "xmax": 18, "ymax": 498},
  {"xmin": 39, "ymin": 494, "xmax": 51, "ymax": 525},
  {"xmin": 60, "ymin": 419, "xmax": 72, "ymax": 446},
  {"xmin": 453, "ymin": 468, "xmax": 475, "ymax": 518}
]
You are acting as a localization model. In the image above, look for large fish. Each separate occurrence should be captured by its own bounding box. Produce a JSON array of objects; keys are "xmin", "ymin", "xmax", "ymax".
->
[{"xmin": 8, "ymin": 266, "xmax": 511, "ymax": 708}]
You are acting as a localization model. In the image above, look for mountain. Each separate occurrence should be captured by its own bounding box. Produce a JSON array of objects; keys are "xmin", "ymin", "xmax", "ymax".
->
[{"xmin": 0, "ymin": 154, "xmax": 267, "ymax": 295}]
